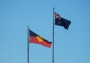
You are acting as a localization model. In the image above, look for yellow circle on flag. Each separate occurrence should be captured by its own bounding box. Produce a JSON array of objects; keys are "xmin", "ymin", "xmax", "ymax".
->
[{"xmin": 36, "ymin": 36, "xmax": 43, "ymax": 42}]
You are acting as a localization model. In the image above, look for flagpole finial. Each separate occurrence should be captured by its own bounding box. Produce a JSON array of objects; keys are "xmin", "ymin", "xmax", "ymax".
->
[
  {"xmin": 27, "ymin": 26, "xmax": 29, "ymax": 28},
  {"xmin": 53, "ymin": 8, "xmax": 55, "ymax": 9}
]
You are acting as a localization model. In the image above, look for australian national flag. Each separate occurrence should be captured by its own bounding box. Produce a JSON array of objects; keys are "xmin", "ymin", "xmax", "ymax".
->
[{"xmin": 55, "ymin": 12, "xmax": 71, "ymax": 29}]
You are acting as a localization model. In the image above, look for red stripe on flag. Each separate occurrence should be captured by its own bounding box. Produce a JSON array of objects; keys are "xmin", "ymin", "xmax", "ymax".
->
[{"xmin": 29, "ymin": 36, "xmax": 52, "ymax": 48}]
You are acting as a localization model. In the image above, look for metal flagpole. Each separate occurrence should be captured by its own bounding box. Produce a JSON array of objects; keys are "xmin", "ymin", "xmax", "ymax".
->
[
  {"xmin": 27, "ymin": 26, "xmax": 30, "ymax": 63},
  {"xmin": 52, "ymin": 8, "xmax": 55, "ymax": 63}
]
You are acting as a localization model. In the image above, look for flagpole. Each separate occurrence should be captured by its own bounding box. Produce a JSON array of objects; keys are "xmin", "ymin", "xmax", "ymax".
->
[
  {"xmin": 27, "ymin": 26, "xmax": 29, "ymax": 63},
  {"xmin": 52, "ymin": 8, "xmax": 55, "ymax": 63}
]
